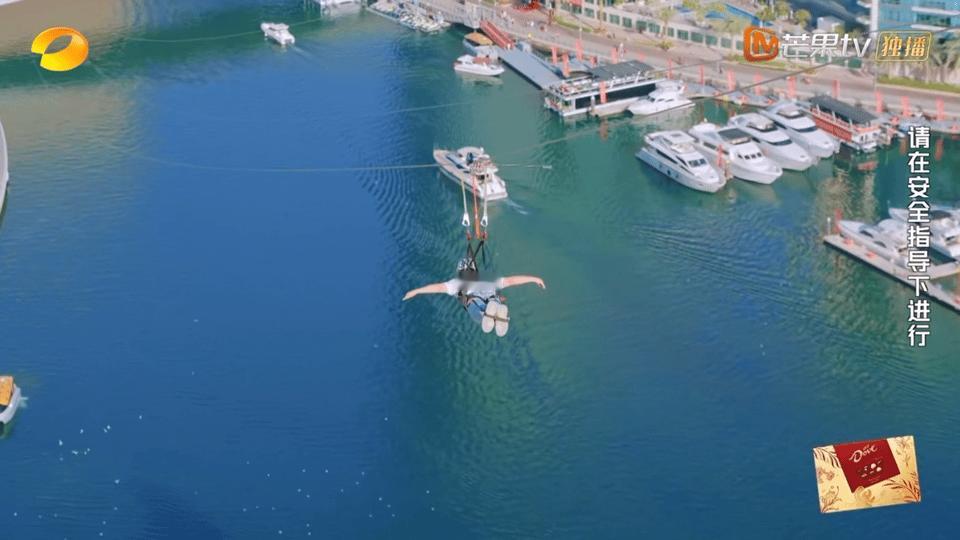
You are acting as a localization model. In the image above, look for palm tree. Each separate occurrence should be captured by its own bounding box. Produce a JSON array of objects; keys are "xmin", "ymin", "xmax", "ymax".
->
[
  {"xmin": 928, "ymin": 36, "xmax": 960, "ymax": 83},
  {"xmin": 793, "ymin": 8, "xmax": 811, "ymax": 29},
  {"xmin": 712, "ymin": 14, "xmax": 748, "ymax": 37},
  {"xmin": 774, "ymin": 0, "xmax": 790, "ymax": 20},
  {"xmin": 657, "ymin": 7, "xmax": 676, "ymax": 38},
  {"xmin": 756, "ymin": 6, "xmax": 776, "ymax": 24}
]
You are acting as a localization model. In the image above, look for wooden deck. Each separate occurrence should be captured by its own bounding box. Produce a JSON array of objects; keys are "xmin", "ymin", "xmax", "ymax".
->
[{"xmin": 824, "ymin": 234, "xmax": 960, "ymax": 313}]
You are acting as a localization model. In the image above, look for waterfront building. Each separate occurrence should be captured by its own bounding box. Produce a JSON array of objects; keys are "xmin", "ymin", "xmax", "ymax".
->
[{"xmin": 865, "ymin": 0, "xmax": 960, "ymax": 34}]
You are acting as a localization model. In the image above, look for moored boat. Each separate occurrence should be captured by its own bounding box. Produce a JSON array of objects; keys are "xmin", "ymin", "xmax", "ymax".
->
[
  {"xmin": 728, "ymin": 112, "xmax": 814, "ymax": 171},
  {"xmin": 889, "ymin": 207, "xmax": 960, "ymax": 259},
  {"xmin": 687, "ymin": 122, "xmax": 783, "ymax": 184},
  {"xmin": 453, "ymin": 54, "xmax": 504, "ymax": 77},
  {"xmin": 636, "ymin": 130, "xmax": 725, "ymax": 193},
  {"xmin": 628, "ymin": 80, "xmax": 694, "ymax": 116},
  {"xmin": 760, "ymin": 100, "xmax": 838, "ymax": 159},
  {"xmin": 803, "ymin": 95, "xmax": 881, "ymax": 153},
  {"xmin": 463, "ymin": 31, "xmax": 498, "ymax": 59}
]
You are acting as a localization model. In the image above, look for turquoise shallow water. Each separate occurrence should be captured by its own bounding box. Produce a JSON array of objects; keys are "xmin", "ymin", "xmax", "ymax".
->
[{"xmin": 1, "ymin": 2, "xmax": 960, "ymax": 538}]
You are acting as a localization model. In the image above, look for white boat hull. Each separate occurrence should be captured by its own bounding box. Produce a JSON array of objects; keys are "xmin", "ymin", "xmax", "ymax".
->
[
  {"xmin": 629, "ymin": 99, "xmax": 693, "ymax": 116},
  {"xmin": 635, "ymin": 149, "xmax": 724, "ymax": 193},
  {"xmin": 433, "ymin": 149, "xmax": 508, "ymax": 201},
  {"xmin": 0, "ymin": 385, "xmax": 20, "ymax": 427},
  {"xmin": 454, "ymin": 63, "xmax": 504, "ymax": 77},
  {"xmin": 838, "ymin": 220, "xmax": 905, "ymax": 265},
  {"xmin": 758, "ymin": 142, "xmax": 814, "ymax": 171},
  {"xmin": 692, "ymin": 144, "xmax": 780, "ymax": 184}
]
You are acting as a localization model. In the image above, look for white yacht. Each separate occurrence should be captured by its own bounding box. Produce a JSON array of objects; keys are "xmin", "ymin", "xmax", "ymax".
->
[
  {"xmin": 433, "ymin": 146, "xmax": 508, "ymax": 201},
  {"xmin": 628, "ymin": 80, "xmax": 694, "ymax": 116},
  {"xmin": 0, "ymin": 376, "xmax": 21, "ymax": 429},
  {"xmin": 635, "ymin": 131, "xmax": 725, "ymax": 193},
  {"xmin": 760, "ymin": 101, "xmax": 838, "ymax": 159},
  {"xmin": 728, "ymin": 113, "xmax": 814, "ymax": 171},
  {"xmin": 838, "ymin": 219, "xmax": 908, "ymax": 264},
  {"xmin": 463, "ymin": 31, "xmax": 499, "ymax": 60},
  {"xmin": 453, "ymin": 54, "xmax": 504, "ymax": 77},
  {"xmin": 687, "ymin": 122, "xmax": 782, "ymax": 184},
  {"xmin": 889, "ymin": 207, "xmax": 960, "ymax": 259},
  {"xmin": 0, "ymin": 116, "xmax": 8, "ymax": 213},
  {"xmin": 260, "ymin": 22, "xmax": 295, "ymax": 47},
  {"xmin": 315, "ymin": 0, "xmax": 359, "ymax": 8}
]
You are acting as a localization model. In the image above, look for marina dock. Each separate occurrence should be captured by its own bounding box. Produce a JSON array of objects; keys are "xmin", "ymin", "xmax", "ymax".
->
[
  {"xmin": 496, "ymin": 46, "xmax": 561, "ymax": 90},
  {"xmin": 824, "ymin": 234, "xmax": 960, "ymax": 313}
]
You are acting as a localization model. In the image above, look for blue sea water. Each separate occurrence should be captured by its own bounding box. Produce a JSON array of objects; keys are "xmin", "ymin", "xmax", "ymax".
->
[{"xmin": 1, "ymin": 1, "xmax": 960, "ymax": 538}]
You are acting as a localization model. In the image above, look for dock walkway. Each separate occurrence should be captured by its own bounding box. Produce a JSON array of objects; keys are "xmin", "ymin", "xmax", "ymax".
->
[
  {"xmin": 824, "ymin": 234, "xmax": 960, "ymax": 313},
  {"xmin": 496, "ymin": 46, "xmax": 562, "ymax": 90}
]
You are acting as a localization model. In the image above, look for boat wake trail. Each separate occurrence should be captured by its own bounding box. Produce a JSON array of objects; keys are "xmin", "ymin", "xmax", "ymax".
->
[{"xmin": 504, "ymin": 199, "xmax": 529, "ymax": 215}]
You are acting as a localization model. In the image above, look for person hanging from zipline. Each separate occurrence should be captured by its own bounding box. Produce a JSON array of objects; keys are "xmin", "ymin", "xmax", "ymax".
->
[
  {"xmin": 402, "ymin": 244, "xmax": 545, "ymax": 337},
  {"xmin": 402, "ymin": 152, "xmax": 545, "ymax": 336}
]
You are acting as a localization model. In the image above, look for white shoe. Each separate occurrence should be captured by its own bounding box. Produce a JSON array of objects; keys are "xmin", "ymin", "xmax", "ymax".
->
[
  {"xmin": 481, "ymin": 301, "xmax": 497, "ymax": 334},
  {"xmin": 495, "ymin": 302, "xmax": 509, "ymax": 337}
]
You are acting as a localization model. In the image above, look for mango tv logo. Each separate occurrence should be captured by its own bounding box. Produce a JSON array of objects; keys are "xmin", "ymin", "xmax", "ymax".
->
[
  {"xmin": 744, "ymin": 26, "xmax": 779, "ymax": 62},
  {"xmin": 31, "ymin": 27, "xmax": 89, "ymax": 72}
]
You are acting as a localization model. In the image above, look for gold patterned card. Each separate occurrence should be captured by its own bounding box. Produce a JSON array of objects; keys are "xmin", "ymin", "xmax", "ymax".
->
[{"xmin": 813, "ymin": 435, "xmax": 921, "ymax": 513}]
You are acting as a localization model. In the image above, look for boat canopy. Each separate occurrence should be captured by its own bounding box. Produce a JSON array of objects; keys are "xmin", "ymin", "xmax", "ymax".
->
[
  {"xmin": 718, "ymin": 127, "xmax": 752, "ymax": 144},
  {"xmin": 0, "ymin": 376, "xmax": 13, "ymax": 407},
  {"xmin": 809, "ymin": 95, "xmax": 877, "ymax": 125},
  {"xmin": 587, "ymin": 60, "xmax": 653, "ymax": 82},
  {"xmin": 465, "ymin": 32, "xmax": 493, "ymax": 46}
]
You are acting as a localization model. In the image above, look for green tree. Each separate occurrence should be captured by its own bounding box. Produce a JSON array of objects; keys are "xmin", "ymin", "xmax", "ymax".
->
[
  {"xmin": 793, "ymin": 8, "xmax": 811, "ymax": 29},
  {"xmin": 756, "ymin": 6, "xmax": 777, "ymax": 24},
  {"xmin": 657, "ymin": 7, "xmax": 676, "ymax": 37},
  {"xmin": 711, "ymin": 14, "xmax": 748, "ymax": 36},
  {"xmin": 774, "ymin": 0, "xmax": 791, "ymax": 20}
]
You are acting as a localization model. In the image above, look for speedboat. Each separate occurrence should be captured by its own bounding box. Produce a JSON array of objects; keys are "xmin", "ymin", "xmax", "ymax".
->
[
  {"xmin": 889, "ymin": 207, "xmax": 960, "ymax": 259},
  {"xmin": 628, "ymin": 80, "xmax": 694, "ymax": 116},
  {"xmin": 760, "ymin": 101, "xmax": 838, "ymax": 158},
  {"xmin": 433, "ymin": 146, "xmax": 508, "ymax": 201},
  {"xmin": 687, "ymin": 122, "xmax": 782, "ymax": 184},
  {"xmin": 260, "ymin": 22, "xmax": 295, "ymax": 47},
  {"xmin": 728, "ymin": 113, "xmax": 814, "ymax": 171},
  {"xmin": 0, "ymin": 116, "xmax": 8, "ymax": 213},
  {"xmin": 463, "ymin": 31, "xmax": 498, "ymax": 60},
  {"xmin": 838, "ymin": 219, "xmax": 908, "ymax": 264},
  {"xmin": 453, "ymin": 54, "xmax": 504, "ymax": 77},
  {"xmin": 635, "ymin": 130, "xmax": 725, "ymax": 193},
  {"xmin": 0, "ymin": 376, "xmax": 21, "ymax": 429}
]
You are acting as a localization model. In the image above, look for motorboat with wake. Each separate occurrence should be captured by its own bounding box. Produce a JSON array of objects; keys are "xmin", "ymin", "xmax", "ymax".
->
[
  {"xmin": 760, "ymin": 101, "xmax": 838, "ymax": 159},
  {"xmin": 463, "ymin": 31, "xmax": 499, "ymax": 60},
  {"xmin": 687, "ymin": 122, "xmax": 782, "ymax": 184},
  {"xmin": 0, "ymin": 376, "xmax": 21, "ymax": 430},
  {"xmin": 433, "ymin": 146, "xmax": 508, "ymax": 201},
  {"xmin": 635, "ymin": 131, "xmax": 725, "ymax": 193},
  {"xmin": 453, "ymin": 54, "xmax": 504, "ymax": 77},
  {"xmin": 628, "ymin": 80, "xmax": 694, "ymax": 117},
  {"xmin": 0, "ymin": 116, "xmax": 8, "ymax": 213},
  {"xmin": 889, "ymin": 207, "xmax": 960, "ymax": 259},
  {"xmin": 838, "ymin": 219, "xmax": 908, "ymax": 265},
  {"xmin": 728, "ymin": 113, "xmax": 814, "ymax": 171},
  {"xmin": 261, "ymin": 22, "xmax": 295, "ymax": 46}
]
